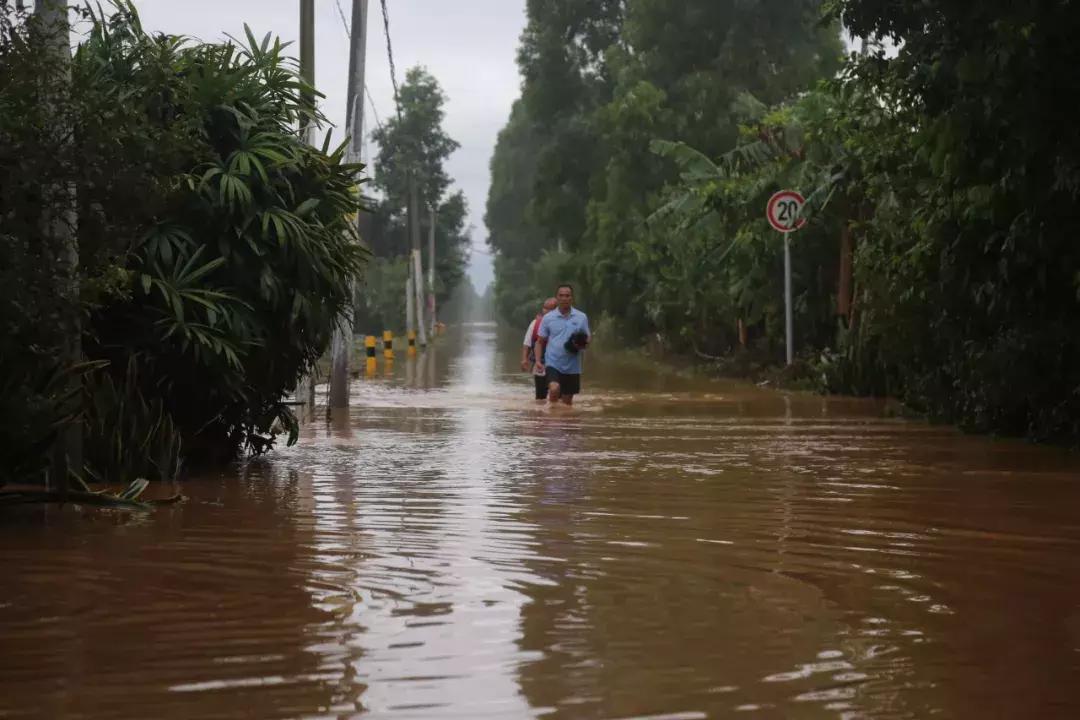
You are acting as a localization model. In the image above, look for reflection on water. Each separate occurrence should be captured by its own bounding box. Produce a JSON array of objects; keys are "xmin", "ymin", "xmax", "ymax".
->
[{"xmin": 4, "ymin": 322, "xmax": 1080, "ymax": 719}]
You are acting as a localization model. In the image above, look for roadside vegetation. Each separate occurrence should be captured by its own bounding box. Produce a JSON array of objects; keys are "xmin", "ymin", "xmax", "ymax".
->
[
  {"xmin": 486, "ymin": 0, "xmax": 1080, "ymax": 443},
  {"xmin": 352, "ymin": 67, "xmax": 471, "ymax": 336},
  {"xmin": 1, "ymin": 3, "xmax": 366, "ymax": 490}
]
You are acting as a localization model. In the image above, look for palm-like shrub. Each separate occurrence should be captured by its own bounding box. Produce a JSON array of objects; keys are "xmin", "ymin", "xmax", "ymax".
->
[
  {"xmin": 1, "ymin": 3, "xmax": 367, "ymax": 483},
  {"xmin": 80, "ymin": 6, "xmax": 367, "ymax": 464}
]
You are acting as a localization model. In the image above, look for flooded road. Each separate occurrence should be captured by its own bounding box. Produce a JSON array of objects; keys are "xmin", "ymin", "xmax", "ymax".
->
[{"xmin": 4, "ymin": 322, "xmax": 1080, "ymax": 719}]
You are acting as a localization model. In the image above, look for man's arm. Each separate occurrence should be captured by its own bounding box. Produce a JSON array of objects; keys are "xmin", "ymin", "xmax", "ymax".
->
[
  {"xmin": 534, "ymin": 337, "xmax": 547, "ymax": 373},
  {"xmin": 521, "ymin": 320, "xmax": 535, "ymax": 371},
  {"xmin": 535, "ymin": 315, "xmax": 550, "ymax": 372}
]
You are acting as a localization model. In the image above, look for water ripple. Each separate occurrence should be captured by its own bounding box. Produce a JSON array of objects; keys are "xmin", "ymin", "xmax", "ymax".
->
[{"xmin": 3, "ymin": 325, "xmax": 1080, "ymax": 718}]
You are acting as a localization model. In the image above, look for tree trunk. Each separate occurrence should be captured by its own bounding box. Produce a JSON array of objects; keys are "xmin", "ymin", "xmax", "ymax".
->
[
  {"xmin": 837, "ymin": 220, "xmax": 854, "ymax": 325},
  {"xmin": 36, "ymin": 0, "xmax": 80, "ymax": 494}
]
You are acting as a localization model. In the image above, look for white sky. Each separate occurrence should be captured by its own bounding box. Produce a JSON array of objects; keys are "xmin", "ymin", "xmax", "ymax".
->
[{"xmin": 126, "ymin": 0, "xmax": 528, "ymax": 292}]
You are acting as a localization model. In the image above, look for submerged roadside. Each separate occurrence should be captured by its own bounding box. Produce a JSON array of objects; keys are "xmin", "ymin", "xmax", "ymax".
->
[{"xmin": 584, "ymin": 315, "xmax": 1052, "ymax": 443}]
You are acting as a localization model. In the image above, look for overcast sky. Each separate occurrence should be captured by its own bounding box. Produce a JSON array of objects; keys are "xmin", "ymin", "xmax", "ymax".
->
[{"xmin": 129, "ymin": 0, "xmax": 527, "ymax": 292}]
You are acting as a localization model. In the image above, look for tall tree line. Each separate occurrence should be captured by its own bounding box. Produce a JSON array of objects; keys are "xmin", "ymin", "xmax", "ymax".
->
[
  {"xmin": 487, "ymin": 0, "xmax": 1080, "ymax": 443},
  {"xmin": 486, "ymin": 0, "xmax": 840, "ymax": 334}
]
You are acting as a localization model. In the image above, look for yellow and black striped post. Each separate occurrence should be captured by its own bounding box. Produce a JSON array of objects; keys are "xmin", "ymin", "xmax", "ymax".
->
[
  {"xmin": 407, "ymin": 330, "xmax": 417, "ymax": 358},
  {"xmin": 382, "ymin": 330, "xmax": 394, "ymax": 361},
  {"xmin": 365, "ymin": 335, "xmax": 377, "ymax": 375}
]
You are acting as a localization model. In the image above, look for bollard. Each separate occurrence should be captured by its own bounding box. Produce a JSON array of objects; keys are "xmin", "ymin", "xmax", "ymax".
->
[
  {"xmin": 408, "ymin": 330, "xmax": 417, "ymax": 358},
  {"xmin": 382, "ymin": 330, "xmax": 394, "ymax": 360},
  {"xmin": 365, "ymin": 335, "xmax": 377, "ymax": 375}
]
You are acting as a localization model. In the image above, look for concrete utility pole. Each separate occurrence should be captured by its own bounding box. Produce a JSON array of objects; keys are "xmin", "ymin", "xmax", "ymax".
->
[
  {"xmin": 299, "ymin": 0, "xmax": 315, "ymax": 144},
  {"xmin": 295, "ymin": 0, "xmax": 316, "ymax": 414},
  {"xmin": 412, "ymin": 249, "xmax": 426, "ymax": 346},
  {"xmin": 405, "ymin": 273, "xmax": 415, "ymax": 351},
  {"xmin": 408, "ymin": 176, "xmax": 428, "ymax": 348},
  {"xmin": 36, "ymin": 0, "xmax": 80, "ymax": 494},
  {"xmin": 427, "ymin": 205, "xmax": 436, "ymax": 337},
  {"xmin": 328, "ymin": 0, "xmax": 369, "ymax": 411}
]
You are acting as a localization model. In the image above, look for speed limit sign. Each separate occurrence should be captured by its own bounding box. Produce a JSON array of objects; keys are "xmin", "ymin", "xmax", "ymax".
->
[
  {"xmin": 766, "ymin": 190, "xmax": 806, "ymax": 367},
  {"xmin": 766, "ymin": 190, "xmax": 806, "ymax": 233}
]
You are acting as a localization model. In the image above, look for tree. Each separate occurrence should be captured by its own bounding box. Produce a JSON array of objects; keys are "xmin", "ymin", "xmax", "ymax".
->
[
  {"xmin": 360, "ymin": 66, "xmax": 469, "ymax": 322},
  {"xmin": 371, "ymin": 67, "xmax": 459, "ymax": 212},
  {"xmin": 644, "ymin": 89, "xmax": 854, "ymax": 358},
  {"xmin": 821, "ymin": 0, "xmax": 1080, "ymax": 441},
  {"xmin": 487, "ymin": 0, "xmax": 842, "ymax": 337},
  {"xmin": 1, "ymin": 4, "xmax": 367, "ymax": 483},
  {"xmin": 485, "ymin": 100, "xmax": 551, "ymax": 325}
]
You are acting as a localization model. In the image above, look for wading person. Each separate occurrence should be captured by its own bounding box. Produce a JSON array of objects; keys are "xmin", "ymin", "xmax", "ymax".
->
[
  {"xmin": 521, "ymin": 297, "xmax": 557, "ymax": 401},
  {"xmin": 534, "ymin": 284, "xmax": 590, "ymax": 406}
]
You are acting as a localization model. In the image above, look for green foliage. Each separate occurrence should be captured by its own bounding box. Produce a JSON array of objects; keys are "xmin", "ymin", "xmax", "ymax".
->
[
  {"xmin": 485, "ymin": 100, "xmax": 551, "ymax": 325},
  {"xmin": 371, "ymin": 67, "xmax": 460, "ymax": 212},
  {"xmin": 77, "ymin": 6, "xmax": 367, "ymax": 462},
  {"xmin": 82, "ymin": 358, "xmax": 183, "ymax": 485},
  {"xmin": 490, "ymin": 0, "xmax": 1080, "ymax": 443},
  {"xmin": 819, "ymin": 0, "xmax": 1080, "ymax": 441},
  {"xmin": 362, "ymin": 66, "xmax": 469, "ymax": 316},
  {"xmin": 354, "ymin": 255, "xmax": 409, "ymax": 333},
  {"xmin": 1, "ymin": 4, "xmax": 90, "ymax": 486},
  {"xmin": 0, "ymin": 356, "xmax": 97, "ymax": 487},
  {"xmin": 487, "ymin": 0, "xmax": 843, "ymax": 339},
  {"xmin": 0, "ymin": 3, "xmax": 367, "ymax": 482},
  {"xmin": 643, "ymin": 89, "xmax": 851, "ymax": 357}
]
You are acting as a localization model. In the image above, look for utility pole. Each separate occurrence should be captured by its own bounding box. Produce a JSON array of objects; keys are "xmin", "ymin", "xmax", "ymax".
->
[
  {"xmin": 409, "ymin": 176, "xmax": 428, "ymax": 349},
  {"xmin": 295, "ymin": 0, "xmax": 316, "ymax": 414},
  {"xmin": 36, "ymin": 0, "xmax": 79, "ymax": 495},
  {"xmin": 412, "ymin": 247, "xmax": 426, "ymax": 347},
  {"xmin": 299, "ymin": 0, "xmax": 315, "ymax": 144},
  {"xmin": 427, "ymin": 205, "xmax": 436, "ymax": 337},
  {"xmin": 329, "ymin": 0, "xmax": 369, "ymax": 411},
  {"xmin": 405, "ymin": 273, "xmax": 415, "ymax": 352}
]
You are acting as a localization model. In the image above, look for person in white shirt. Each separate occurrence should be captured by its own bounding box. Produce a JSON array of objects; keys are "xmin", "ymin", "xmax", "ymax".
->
[{"xmin": 521, "ymin": 297, "xmax": 557, "ymax": 401}]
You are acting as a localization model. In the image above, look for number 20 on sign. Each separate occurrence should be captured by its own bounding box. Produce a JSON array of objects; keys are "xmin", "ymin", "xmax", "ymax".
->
[{"xmin": 766, "ymin": 190, "xmax": 806, "ymax": 233}]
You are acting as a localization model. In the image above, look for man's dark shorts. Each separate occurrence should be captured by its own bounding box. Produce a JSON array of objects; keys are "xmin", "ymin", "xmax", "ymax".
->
[
  {"xmin": 533, "ymin": 374, "xmax": 549, "ymax": 400},
  {"xmin": 545, "ymin": 367, "xmax": 581, "ymax": 396}
]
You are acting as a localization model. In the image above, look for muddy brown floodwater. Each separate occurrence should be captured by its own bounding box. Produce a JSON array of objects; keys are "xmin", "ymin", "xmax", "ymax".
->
[{"xmin": 3, "ymin": 323, "xmax": 1080, "ymax": 719}]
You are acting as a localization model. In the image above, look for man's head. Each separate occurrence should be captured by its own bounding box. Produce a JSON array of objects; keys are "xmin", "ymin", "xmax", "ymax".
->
[
  {"xmin": 556, "ymin": 284, "xmax": 573, "ymax": 313},
  {"xmin": 542, "ymin": 297, "xmax": 557, "ymax": 314}
]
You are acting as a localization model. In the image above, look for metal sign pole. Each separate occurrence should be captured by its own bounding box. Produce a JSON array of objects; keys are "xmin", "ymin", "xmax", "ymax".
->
[{"xmin": 784, "ymin": 234, "xmax": 793, "ymax": 366}]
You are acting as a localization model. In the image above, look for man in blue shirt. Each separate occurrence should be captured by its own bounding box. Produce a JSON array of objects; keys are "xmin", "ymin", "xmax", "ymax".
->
[{"xmin": 534, "ymin": 284, "xmax": 591, "ymax": 405}]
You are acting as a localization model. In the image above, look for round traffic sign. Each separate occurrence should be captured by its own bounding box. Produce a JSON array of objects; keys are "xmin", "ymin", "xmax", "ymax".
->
[{"xmin": 766, "ymin": 190, "xmax": 806, "ymax": 233}]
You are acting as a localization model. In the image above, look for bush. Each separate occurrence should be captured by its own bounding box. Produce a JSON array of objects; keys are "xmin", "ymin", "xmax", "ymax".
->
[{"xmin": 0, "ymin": 3, "xmax": 367, "ymax": 483}]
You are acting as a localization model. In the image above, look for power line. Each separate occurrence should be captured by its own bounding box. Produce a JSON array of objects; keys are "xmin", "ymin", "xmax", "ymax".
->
[
  {"xmin": 366, "ymin": 85, "xmax": 383, "ymax": 133},
  {"xmin": 378, "ymin": 0, "xmax": 402, "ymax": 120},
  {"xmin": 333, "ymin": 0, "xmax": 350, "ymax": 38}
]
